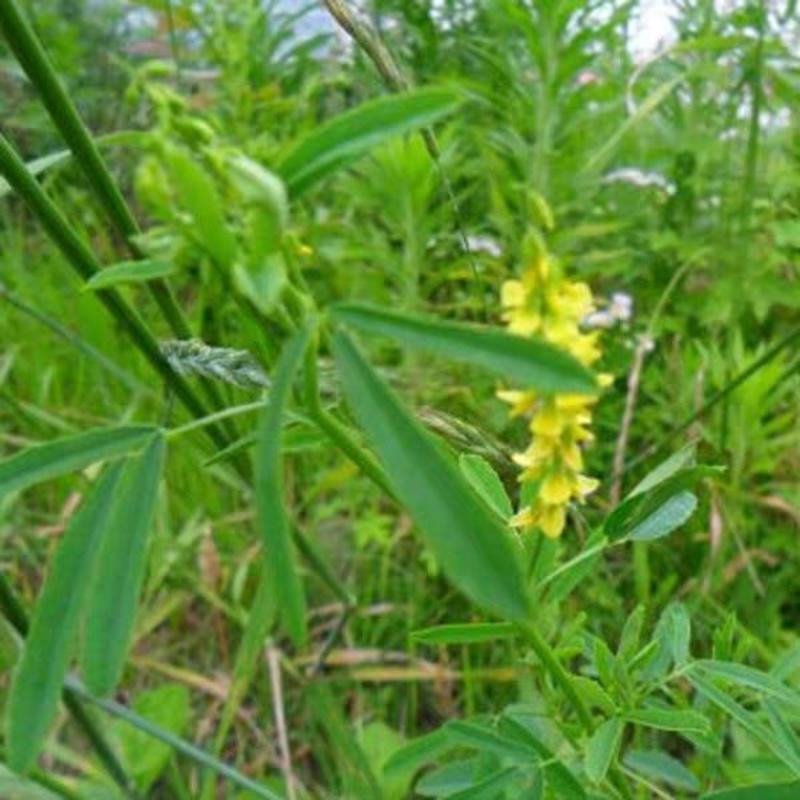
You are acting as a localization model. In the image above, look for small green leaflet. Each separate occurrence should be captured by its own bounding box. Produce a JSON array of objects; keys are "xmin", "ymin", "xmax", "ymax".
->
[
  {"xmin": 0, "ymin": 425, "xmax": 158, "ymax": 499},
  {"xmin": 81, "ymin": 434, "xmax": 166, "ymax": 696},
  {"xmin": 6, "ymin": 463, "xmax": 124, "ymax": 772},
  {"xmin": 84, "ymin": 259, "xmax": 176, "ymax": 291}
]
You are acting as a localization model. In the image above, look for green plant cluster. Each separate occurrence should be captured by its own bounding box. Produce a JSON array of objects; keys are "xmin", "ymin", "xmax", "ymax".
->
[{"xmin": 0, "ymin": 1, "xmax": 799, "ymax": 799}]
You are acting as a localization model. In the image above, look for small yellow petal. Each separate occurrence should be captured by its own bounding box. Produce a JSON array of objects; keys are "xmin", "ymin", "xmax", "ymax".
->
[
  {"xmin": 540, "ymin": 472, "xmax": 573, "ymax": 504},
  {"xmin": 531, "ymin": 405, "xmax": 564, "ymax": 437},
  {"xmin": 538, "ymin": 504, "xmax": 566, "ymax": 538},
  {"xmin": 501, "ymin": 280, "xmax": 526, "ymax": 308}
]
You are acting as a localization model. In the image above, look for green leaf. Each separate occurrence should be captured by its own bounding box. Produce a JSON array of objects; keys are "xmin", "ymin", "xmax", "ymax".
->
[
  {"xmin": 416, "ymin": 759, "xmax": 477, "ymax": 797},
  {"xmin": 81, "ymin": 434, "xmax": 166, "ymax": 695},
  {"xmin": 278, "ymin": 88, "xmax": 462, "ymax": 196},
  {"xmin": 624, "ymin": 707, "xmax": 709, "ymax": 734},
  {"xmin": 253, "ymin": 329, "xmax": 310, "ymax": 647},
  {"xmin": 701, "ymin": 782, "xmax": 800, "ymax": 799},
  {"xmin": 332, "ymin": 331, "xmax": 529, "ymax": 621},
  {"xmin": 629, "ymin": 446, "xmax": 697, "ymax": 497},
  {"xmin": 6, "ymin": 464, "xmax": 124, "ymax": 772},
  {"xmin": 448, "ymin": 766, "xmax": 519, "ymax": 799},
  {"xmin": 384, "ymin": 730, "xmax": 452, "ymax": 782},
  {"xmin": 692, "ymin": 661, "xmax": 800, "ymax": 710},
  {"xmin": 331, "ymin": 303, "xmax": 597, "ymax": 395},
  {"xmin": 116, "ymin": 684, "xmax": 190, "ymax": 790},
  {"xmin": 165, "ymin": 145, "xmax": 238, "ymax": 268},
  {"xmin": 83, "ymin": 259, "xmax": 176, "ymax": 291},
  {"xmin": 623, "ymin": 750, "xmax": 699, "ymax": 793},
  {"xmin": 411, "ymin": 622, "xmax": 516, "ymax": 645},
  {"xmin": 585, "ymin": 718, "xmax": 624, "ymax": 784},
  {"xmin": 459, "ymin": 455, "xmax": 513, "ymax": 519},
  {"xmin": 0, "ymin": 425, "xmax": 157, "ymax": 500},
  {"xmin": 628, "ymin": 491, "xmax": 698, "ymax": 541},
  {"xmin": 445, "ymin": 719, "xmax": 537, "ymax": 760},
  {"xmin": 688, "ymin": 672, "xmax": 800, "ymax": 776}
]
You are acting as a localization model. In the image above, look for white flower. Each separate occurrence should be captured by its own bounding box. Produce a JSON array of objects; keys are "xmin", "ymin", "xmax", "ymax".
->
[
  {"xmin": 602, "ymin": 167, "xmax": 675, "ymax": 195},
  {"xmin": 465, "ymin": 235, "xmax": 502, "ymax": 257}
]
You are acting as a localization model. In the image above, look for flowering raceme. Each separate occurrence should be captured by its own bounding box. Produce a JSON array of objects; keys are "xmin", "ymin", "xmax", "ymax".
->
[{"xmin": 499, "ymin": 234, "xmax": 610, "ymax": 538}]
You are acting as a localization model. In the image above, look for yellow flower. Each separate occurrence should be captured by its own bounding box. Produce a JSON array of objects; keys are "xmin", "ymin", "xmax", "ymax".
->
[{"xmin": 498, "ymin": 219, "xmax": 610, "ymax": 538}]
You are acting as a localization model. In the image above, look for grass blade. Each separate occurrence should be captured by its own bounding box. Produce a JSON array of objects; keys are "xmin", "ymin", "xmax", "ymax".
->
[
  {"xmin": 81, "ymin": 434, "xmax": 166, "ymax": 696},
  {"xmin": 6, "ymin": 463, "xmax": 124, "ymax": 773},
  {"xmin": 332, "ymin": 331, "xmax": 529, "ymax": 621},
  {"xmin": 254, "ymin": 328, "xmax": 311, "ymax": 647},
  {"xmin": 331, "ymin": 303, "xmax": 597, "ymax": 394},
  {"xmin": 0, "ymin": 426, "xmax": 157, "ymax": 500}
]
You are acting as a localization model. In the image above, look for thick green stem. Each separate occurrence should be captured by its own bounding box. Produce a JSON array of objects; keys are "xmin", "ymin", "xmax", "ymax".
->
[{"xmin": 0, "ymin": 572, "xmax": 137, "ymax": 797}]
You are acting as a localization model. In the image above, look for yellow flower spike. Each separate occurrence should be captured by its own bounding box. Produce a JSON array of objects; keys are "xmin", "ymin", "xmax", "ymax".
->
[
  {"xmin": 537, "ymin": 504, "xmax": 567, "ymax": 539},
  {"xmin": 497, "ymin": 389, "xmax": 538, "ymax": 417},
  {"xmin": 530, "ymin": 403, "xmax": 565, "ymax": 437},
  {"xmin": 540, "ymin": 471, "xmax": 573, "ymax": 505},
  {"xmin": 497, "ymin": 219, "xmax": 611, "ymax": 538}
]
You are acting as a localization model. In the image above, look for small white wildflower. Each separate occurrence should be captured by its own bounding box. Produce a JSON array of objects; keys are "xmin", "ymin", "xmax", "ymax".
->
[
  {"xmin": 602, "ymin": 167, "xmax": 675, "ymax": 195},
  {"xmin": 576, "ymin": 70, "xmax": 600, "ymax": 87},
  {"xmin": 583, "ymin": 309, "xmax": 616, "ymax": 329},
  {"xmin": 609, "ymin": 292, "xmax": 633, "ymax": 322},
  {"xmin": 465, "ymin": 235, "xmax": 502, "ymax": 257}
]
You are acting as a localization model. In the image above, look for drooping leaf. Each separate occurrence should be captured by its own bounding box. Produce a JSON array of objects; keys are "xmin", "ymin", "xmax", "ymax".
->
[
  {"xmin": 81, "ymin": 434, "xmax": 166, "ymax": 695},
  {"xmin": 332, "ymin": 331, "xmax": 529, "ymax": 622},
  {"xmin": 331, "ymin": 303, "xmax": 597, "ymax": 395},
  {"xmin": 6, "ymin": 463, "xmax": 124, "ymax": 772},
  {"xmin": 624, "ymin": 707, "xmax": 709, "ymax": 734},
  {"xmin": 0, "ymin": 425, "xmax": 157, "ymax": 500},
  {"xmin": 253, "ymin": 328, "xmax": 310, "ymax": 647},
  {"xmin": 83, "ymin": 259, "xmax": 176, "ymax": 291},
  {"xmin": 691, "ymin": 660, "xmax": 800, "ymax": 711},
  {"xmin": 278, "ymin": 88, "xmax": 462, "ymax": 196}
]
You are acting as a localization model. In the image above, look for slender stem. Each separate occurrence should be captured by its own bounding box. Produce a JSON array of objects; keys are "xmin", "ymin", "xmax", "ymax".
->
[
  {"xmin": 303, "ymin": 343, "xmax": 396, "ymax": 500},
  {"xmin": 516, "ymin": 621, "xmax": 592, "ymax": 731},
  {"xmin": 0, "ymin": 572, "xmax": 137, "ymax": 797},
  {"xmin": 65, "ymin": 677, "xmax": 283, "ymax": 800}
]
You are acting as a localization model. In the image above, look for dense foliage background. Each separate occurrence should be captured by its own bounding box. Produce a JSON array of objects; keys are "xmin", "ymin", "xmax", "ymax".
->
[{"xmin": 0, "ymin": 1, "xmax": 799, "ymax": 798}]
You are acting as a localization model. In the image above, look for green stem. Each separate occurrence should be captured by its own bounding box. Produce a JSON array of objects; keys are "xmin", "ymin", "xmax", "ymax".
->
[
  {"xmin": 516, "ymin": 621, "xmax": 592, "ymax": 731},
  {"xmin": 0, "ymin": 572, "xmax": 138, "ymax": 798},
  {"xmin": 303, "ymin": 343, "xmax": 396, "ymax": 500}
]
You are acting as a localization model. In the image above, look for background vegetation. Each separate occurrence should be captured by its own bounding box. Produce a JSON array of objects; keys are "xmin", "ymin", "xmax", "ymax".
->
[{"xmin": 0, "ymin": 1, "xmax": 799, "ymax": 798}]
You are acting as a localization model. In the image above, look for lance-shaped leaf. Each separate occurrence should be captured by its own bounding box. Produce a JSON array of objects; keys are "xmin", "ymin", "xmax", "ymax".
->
[
  {"xmin": 278, "ymin": 88, "xmax": 462, "ymax": 196},
  {"xmin": 6, "ymin": 463, "xmax": 124, "ymax": 773},
  {"xmin": 83, "ymin": 259, "xmax": 176, "ymax": 291},
  {"xmin": 333, "ymin": 331, "xmax": 529, "ymax": 621},
  {"xmin": 253, "ymin": 328, "xmax": 310, "ymax": 647},
  {"xmin": 331, "ymin": 303, "xmax": 596, "ymax": 395},
  {"xmin": 81, "ymin": 434, "xmax": 166, "ymax": 695},
  {"xmin": 0, "ymin": 425, "xmax": 157, "ymax": 499}
]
